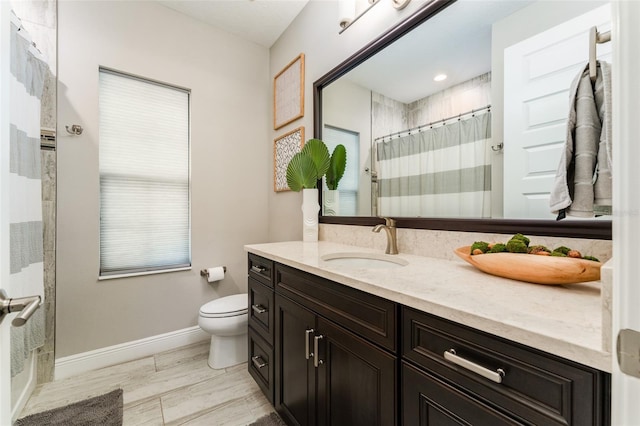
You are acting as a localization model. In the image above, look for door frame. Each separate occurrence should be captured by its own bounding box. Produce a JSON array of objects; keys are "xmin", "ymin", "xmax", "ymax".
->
[{"xmin": 611, "ymin": 1, "xmax": 640, "ymax": 423}]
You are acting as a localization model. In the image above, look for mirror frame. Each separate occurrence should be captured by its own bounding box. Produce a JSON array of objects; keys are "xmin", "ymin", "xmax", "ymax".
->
[{"xmin": 313, "ymin": 0, "xmax": 611, "ymax": 240}]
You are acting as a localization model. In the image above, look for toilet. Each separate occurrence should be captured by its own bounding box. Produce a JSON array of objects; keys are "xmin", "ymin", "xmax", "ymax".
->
[{"xmin": 198, "ymin": 294, "xmax": 248, "ymax": 369}]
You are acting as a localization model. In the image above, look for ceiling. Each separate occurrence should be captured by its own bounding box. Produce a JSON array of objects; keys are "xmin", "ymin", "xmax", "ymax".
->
[
  {"xmin": 158, "ymin": 0, "xmax": 309, "ymax": 48},
  {"xmin": 157, "ymin": 0, "xmax": 533, "ymax": 103},
  {"xmin": 343, "ymin": 0, "xmax": 533, "ymax": 104}
]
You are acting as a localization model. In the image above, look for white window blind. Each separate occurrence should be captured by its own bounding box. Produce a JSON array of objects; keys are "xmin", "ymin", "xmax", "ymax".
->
[
  {"xmin": 323, "ymin": 125, "xmax": 359, "ymax": 216},
  {"xmin": 99, "ymin": 68, "xmax": 190, "ymax": 277}
]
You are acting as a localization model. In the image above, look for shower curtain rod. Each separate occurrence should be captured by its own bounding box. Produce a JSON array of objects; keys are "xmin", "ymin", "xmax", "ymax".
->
[
  {"xmin": 374, "ymin": 104, "xmax": 491, "ymax": 142},
  {"xmin": 11, "ymin": 10, "xmax": 44, "ymax": 56}
]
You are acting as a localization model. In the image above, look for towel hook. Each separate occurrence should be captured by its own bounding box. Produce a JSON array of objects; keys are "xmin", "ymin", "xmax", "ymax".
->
[
  {"xmin": 589, "ymin": 26, "xmax": 611, "ymax": 83},
  {"xmin": 65, "ymin": 124, "xmax": 83, "ymax": 135},
  {"xmin": 491, "ymin": 142, "xmax": 504, "ymax": 152}
]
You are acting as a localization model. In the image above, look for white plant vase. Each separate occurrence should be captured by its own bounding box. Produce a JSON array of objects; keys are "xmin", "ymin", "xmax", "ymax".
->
[
  {"xmin": 302, "ymin": 188, "xmax": 319, "ymax": 242},
  {"xmin": 323, "ymin": 190, "xmax": 340, "ymax": 216}
]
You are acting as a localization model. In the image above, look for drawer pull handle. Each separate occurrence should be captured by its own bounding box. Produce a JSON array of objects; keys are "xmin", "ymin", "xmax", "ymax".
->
[
  {"xmin": 314, "ymin": 335, "xmax": 324, "ymax": 368},
  {"xmin": 305, "ymin": 329, "xmax": 315, "ymax": 360},
  {"xmin": 251, "ymin": 304, "xmax": 267, "ymax": 314},
  {"xmin": 251, "ymin": 265, "xmax": 266, "ymax": 274},
  {"xmin": 251, "ymin": 355, "xmax": 267, "ymax": 369},
  {"xmin": 444, "ymin": 349, "xmax": 505, "ymax": 384}
]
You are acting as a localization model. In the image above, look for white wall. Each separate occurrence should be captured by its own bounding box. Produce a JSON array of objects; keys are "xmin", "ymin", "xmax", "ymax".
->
[
  {"xmin": 268, "ymin": 0, "xmax": 439, "ymax": 241},
  {"xmin": 56, "ymin": 1, "xmax": 270, "ymax": 357}
]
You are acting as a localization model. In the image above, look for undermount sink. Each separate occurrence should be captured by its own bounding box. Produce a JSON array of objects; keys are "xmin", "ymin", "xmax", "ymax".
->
[{"xmin": 321, "ymin": 252, "xmax": 409, "ymax": 269}]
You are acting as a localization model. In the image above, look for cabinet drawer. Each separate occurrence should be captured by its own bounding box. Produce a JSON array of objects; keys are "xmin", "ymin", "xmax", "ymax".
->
[
  {"xmin": 249, "ymin": 278, "xmax": 274, "ymax": 344},
  {"xmin": 276, "ymin": 264, "xmax": 397, "ymax": 352},
  {"xmin": 402, "ymin": 307, "xmax": 608, "ymax": 425},
  {"xmin": 248, "ymin": 327, "xmax": 274, "ymax": 404},
  {"xmin": 403, "ymin": 361, "xmax": 522, "ymax": 426},
  {"xmin": 248, "ymin": 253, "xmax": 274, "ymax": 288}
]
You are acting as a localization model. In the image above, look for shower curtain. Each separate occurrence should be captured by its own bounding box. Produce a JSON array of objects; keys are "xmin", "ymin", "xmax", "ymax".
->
[
  {"xmin": 9, "ymin": 11, "xmax": 48, "ymax": 377},
  {"xmin": 377, "ymin": 112, "xmax": 492, "ymax": 218}
]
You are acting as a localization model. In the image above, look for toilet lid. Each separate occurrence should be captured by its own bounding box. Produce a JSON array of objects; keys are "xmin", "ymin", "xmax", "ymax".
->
[{"xmin": 200, "ymin": 294, "xmax": 247, "ymax": 318}]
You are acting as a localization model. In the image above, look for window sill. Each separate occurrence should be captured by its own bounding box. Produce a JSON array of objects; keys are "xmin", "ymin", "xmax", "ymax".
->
[{"xmin": 98, "ymin": 266, "xmax": 192, "ymax": 281}]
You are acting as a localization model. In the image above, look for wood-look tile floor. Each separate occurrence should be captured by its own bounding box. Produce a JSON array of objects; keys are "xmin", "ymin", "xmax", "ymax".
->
[{"xmin": 20, "ymin": 341, "xmax": 275, "ymax": 425}]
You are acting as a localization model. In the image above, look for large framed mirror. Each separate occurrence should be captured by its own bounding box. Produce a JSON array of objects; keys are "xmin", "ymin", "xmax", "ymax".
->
[{"xmin": 315, "ymin": 0, "xmax": 612, "ymax": 239}]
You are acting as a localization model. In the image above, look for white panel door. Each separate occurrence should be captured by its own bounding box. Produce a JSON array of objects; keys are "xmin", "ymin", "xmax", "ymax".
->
[
  {"xmin": 0, "ymin": 2, "xmax": 13, "ymax": 424},
  {"xmin": 503, "ymin": 5, "xmax": 611, "ymax": 219}
]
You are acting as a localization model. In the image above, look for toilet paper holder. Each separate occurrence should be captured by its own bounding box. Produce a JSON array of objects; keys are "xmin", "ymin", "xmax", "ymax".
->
[{"xmin": 200, "ymin": 266, "xmax": 227, "ymax": 279}]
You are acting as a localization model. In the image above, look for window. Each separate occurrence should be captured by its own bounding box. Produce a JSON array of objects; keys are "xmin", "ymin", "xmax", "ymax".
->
[
  {"xmin": 99, "ymin": 68, "xmax": 190, "ymax": 277},
  {"xmin": 323, "ymin": 125, "xmax": 359, "ymax": 216}
]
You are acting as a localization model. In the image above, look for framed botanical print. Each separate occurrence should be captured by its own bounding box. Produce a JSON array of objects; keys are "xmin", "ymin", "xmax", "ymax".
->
[{"xmin": 273, "ymin": 53, "xmax": 305, "ymax": 130}]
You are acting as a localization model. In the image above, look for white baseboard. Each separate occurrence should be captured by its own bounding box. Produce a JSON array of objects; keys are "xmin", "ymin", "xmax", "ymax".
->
[{"xmin": 54, "ymin": 326, "xmax": 209, "ymax": 380}]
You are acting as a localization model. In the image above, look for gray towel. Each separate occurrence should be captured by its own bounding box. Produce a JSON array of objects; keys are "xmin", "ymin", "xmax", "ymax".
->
[{"xmin": 550, "ymin": 61, "xmax": 612, "ymax": 217}]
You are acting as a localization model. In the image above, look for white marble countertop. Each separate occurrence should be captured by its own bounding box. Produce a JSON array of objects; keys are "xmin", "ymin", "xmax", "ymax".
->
[{"xmin": 245, "ymin": 241, "xmax": 611, "ymax": 372}]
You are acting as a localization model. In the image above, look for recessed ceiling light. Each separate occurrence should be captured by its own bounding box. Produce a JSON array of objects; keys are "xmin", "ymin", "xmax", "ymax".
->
[{"xmin": 434, "ymin": 74, "xmax": 447, "ymax": 82}]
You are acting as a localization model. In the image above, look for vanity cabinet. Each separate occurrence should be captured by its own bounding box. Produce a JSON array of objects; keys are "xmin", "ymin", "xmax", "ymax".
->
[
  {"xmin": 247, "ymin": 254, "xmax": 275, "ymax": 403},
  {"xmin": 274, "ymin": 264, "xmax": 398, "ymax": 426},
  {"xmin": 402, "ymin": 307, "xmax": 610, "ymax": 426},
  {"xmin": 246, "ymin": 254, "xmax": 610, "ymax": 426}
]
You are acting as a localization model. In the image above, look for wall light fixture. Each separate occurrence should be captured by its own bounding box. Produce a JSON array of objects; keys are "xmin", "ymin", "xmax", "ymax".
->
[
  {"xmin": 392, "ymin": 0, "xmax": 411, "ymax": 10},
  {"xmin": 339, "ymin": 0, "xmax": 380, "ymax": 33}
]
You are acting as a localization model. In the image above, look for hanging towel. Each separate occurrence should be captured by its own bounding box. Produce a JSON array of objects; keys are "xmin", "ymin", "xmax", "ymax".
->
[{"xmin": 550, "ymin": 61, "xmax": 612, "ymax": 218}]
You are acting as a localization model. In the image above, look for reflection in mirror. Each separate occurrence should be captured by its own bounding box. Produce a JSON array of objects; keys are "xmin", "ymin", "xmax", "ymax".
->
[{"xmin": 319, "ymin": 0, "xmax": 612, "ymax": 224}]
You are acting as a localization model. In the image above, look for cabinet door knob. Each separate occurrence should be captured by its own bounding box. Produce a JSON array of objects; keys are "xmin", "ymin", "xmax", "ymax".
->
[
  {"xmin": 251, "ymin": 304, "xmax": 267, "ymax": 314},
  {"xmin": 305, "ymin": 328, "xmax": 315, "ymax": 360},
  {"xmin": 251, "ymin": 355, "xmax": 267, "ymax": 369},
  {"xmin": 444, "ymin": 349, "xmax": 505, "ymax": 384},
  {"xmin": 314, "ymin": 335, "xmax": 325, "ymax": 368}
]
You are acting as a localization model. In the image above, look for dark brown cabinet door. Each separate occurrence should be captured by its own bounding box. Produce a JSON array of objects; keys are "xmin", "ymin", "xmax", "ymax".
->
[
  {"xmin": 402, "ymin": 362, "xmax": 523, "ymax": 426},
  {"xmin": 316, "ymin": 317, "xmax": 397, "ymax": 426},
  {"xmin": 275, "ymin": 294, "xmax": 317, "ymax": 426}
]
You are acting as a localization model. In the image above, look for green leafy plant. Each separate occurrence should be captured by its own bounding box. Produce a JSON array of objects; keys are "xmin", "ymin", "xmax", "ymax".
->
[
  {"xmin": 325, "ymin": 144, "xmax": 347, "ymax": 190},
  {"xmin": 286, "ymin": 139, "xmax": 330, "ymax": 192}
]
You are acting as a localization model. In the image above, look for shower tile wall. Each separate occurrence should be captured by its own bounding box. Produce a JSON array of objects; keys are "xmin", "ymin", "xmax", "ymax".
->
[
  {"xmin": 371, "ymin": 93, "xmax": 408, "ymax": 140},
  {"xmin": 39, "ymin": 148, "xmax": 56, "ymax": 384},
  {"xmin": 406, "ymin": 72, "xmax": 491, "ymax": 128},
  {"xmin": 372, "ymin": 72, "xmax": 492, "ymax": 140}
]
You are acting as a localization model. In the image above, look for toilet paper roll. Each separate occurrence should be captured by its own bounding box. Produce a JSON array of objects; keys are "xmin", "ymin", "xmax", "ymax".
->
[{"xmin": 206, "ymin": 266, "xmax": 225, "ymax": 283}]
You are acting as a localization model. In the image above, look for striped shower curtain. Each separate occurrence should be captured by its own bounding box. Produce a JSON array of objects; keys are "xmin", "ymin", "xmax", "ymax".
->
[
  {"xmin": 377, "ymin": 112, "xmax": 492, "ymax": 218},
  {"xmin": 9, "ymin": 11, "xmax": 48, "ymax": 377}
]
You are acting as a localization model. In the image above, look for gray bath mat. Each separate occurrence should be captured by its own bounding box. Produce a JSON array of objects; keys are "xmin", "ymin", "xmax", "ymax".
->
[
  {"xmin": 249, "ymin": 411, "xmax": 287, "ymax": 426},
  {"xmin": 15, "ymin": 388, "xmax": 123, "ymax": 426}
]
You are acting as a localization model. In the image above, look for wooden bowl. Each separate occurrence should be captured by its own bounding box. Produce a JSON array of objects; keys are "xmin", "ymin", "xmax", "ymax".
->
[{"xmin": 453, "ymin": 246, "xmax": 601, "ymax": 285}]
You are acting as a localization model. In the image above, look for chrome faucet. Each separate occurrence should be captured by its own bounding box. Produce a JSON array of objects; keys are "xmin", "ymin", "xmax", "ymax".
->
[{"xmin": 372, "ymin": 217, "xmax": 398, "ymax": 255}]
